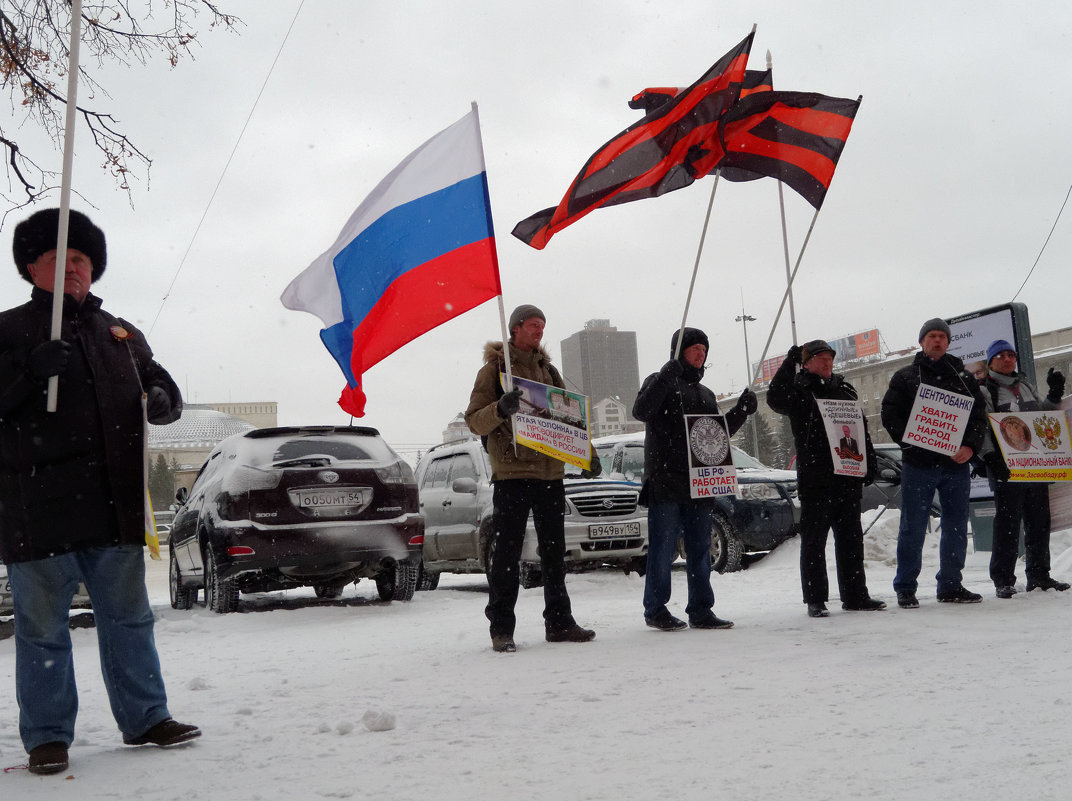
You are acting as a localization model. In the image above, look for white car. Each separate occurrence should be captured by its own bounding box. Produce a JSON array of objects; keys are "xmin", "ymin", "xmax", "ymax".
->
[{"xmin": 415, "ymin": 439, "xmax": 648, "ymax": 589}]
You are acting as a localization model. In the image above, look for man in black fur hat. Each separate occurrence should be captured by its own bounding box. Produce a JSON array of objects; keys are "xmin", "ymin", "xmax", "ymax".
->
[
  {"xmin": 633, "ymin": 326, "xmax": 758, "ymax": 631},
  {"xmin": 0, "ymin": 208, "xmax": 199, "ymax": 775}
]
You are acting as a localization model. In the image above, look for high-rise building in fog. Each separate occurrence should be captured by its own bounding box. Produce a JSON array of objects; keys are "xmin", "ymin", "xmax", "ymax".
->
[{"xmin": 560, "ymin": 319, "xmax": 640, "ymax": 420}]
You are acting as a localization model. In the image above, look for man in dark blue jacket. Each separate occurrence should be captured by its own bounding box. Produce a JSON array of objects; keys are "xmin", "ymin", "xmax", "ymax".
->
[
  {"xmin": 0, "ymin": 209, "xmax": 199, "ymax": 775},
  {"xmin": 633, "ymin": 327, "xmax": 757, "ymax": 631},
  {"xmin": 881, "ymin": 318, "xmax": 989, "ymax": 608},
  {"xmin": 978, "ymin": 339, "xmax": 1070, "ymax": 598},
  {"xmin": 768, "ymin": 339, "xmax": 885, "ymax": 617}
]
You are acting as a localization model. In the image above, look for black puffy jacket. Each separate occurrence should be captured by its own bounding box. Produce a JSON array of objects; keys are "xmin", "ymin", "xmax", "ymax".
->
[
  {"xmin": 881, "ymin": 351, "xmax": 988, "ymax": 469},
  {"xmin": 0, "ymin": 288, "xmax": 182, "ymax": 563},
  {"xmin": 767, "ymin": 357, "xmax": 875, "ymax": 494},
  {"xmin": 633, "ymin": 360, "xmax": 747, "ymax": 505}
]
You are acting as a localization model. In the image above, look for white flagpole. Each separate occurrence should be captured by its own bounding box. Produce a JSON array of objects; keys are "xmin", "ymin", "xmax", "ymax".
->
[
  {"xmin": 46, "ymin": 0, "xmax": 83, "ymax": 413},
  {"xmin": 470, "ymin": 100, "xmax": 514, "ymax": 395},
  {"xmin": 751, "ymin": 206, "xmax": 821, "ymax": 381},
  {"xmin": 751, "ymin": 94, "xmax": 862, "ymax": 382},
  {"xmin": 767, "ymin": 50, "xmax": 799, "ymax": 348},
  {"xmin": 675, "ymin": 170, "xmax": 722, "ymax": 359}
]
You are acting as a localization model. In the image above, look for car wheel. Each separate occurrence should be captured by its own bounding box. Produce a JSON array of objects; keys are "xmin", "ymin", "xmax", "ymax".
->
[
  {"xmin": 416, "ymin": 561, "xmax": 440, "ymax": 591},
  {"xmin": 169, "ymin": 546, "xmax": 197, "ymax": 610},
  {"xmin": 205, "ymin": 547, "xmax": 239, "ymax": 613},
  {"xmin": 519, "ymin": 561, "xmax": 543, "ymax": 589},
  {"xmin": 375, "ymin": 561, "xmax": 418, "ymax": 602},
  {"xmin": 313, "ymin": 582, "xmax": 346, "ymax": 600},
  {"xmin": 710, "ymin": 514, "xmax": 744, "ymax": 574}
]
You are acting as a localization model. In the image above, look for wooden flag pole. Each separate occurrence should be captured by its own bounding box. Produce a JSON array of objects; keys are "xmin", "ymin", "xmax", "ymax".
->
[{"xmin": 46, "ymin": 0, "xmax": 83, "ymax": 413}]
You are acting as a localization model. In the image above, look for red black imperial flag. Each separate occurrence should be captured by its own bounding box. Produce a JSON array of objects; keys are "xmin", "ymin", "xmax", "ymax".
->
[
  {"xmin": 512, "ymin": 32, "xmax": 754, "ymax": 250},
  {"xmin": 628, "ymin": 68, "xmax": 772, "ymax": 114},
  {"xmin": 718, "ymin": 91, "xmax": 861, "ymax": 209}
]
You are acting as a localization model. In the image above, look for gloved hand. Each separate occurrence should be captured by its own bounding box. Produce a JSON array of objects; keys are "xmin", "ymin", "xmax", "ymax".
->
[
  {"xmin": 985, "ymin": 451, "xmax": 1011, "ymax": 482},
  {"xmin": 786, "ymin": 344, "xmax": 803, "ymax": 364},
  {"xmin": 1047, "ymin": 367, "xmax": 1065, "ymax": 402},
  {"xmin": 146, "ymin": 386, "xmax": 172, "ymax": 420},
  {"xmin": 581, "ymin": 453, "xmax": 603, "ymax": 479},
  {"xmin": 659, "ymin": 359, "xmax": 683, "ymax": 381},
  {"xmin": 28, "ymin": 339, "xmax": 72, "ymax": 381},
  {"xmin": 496, "ymin": 387, "xmax": 522, "ymax": 418},
  {"xmin": 735, "ymin": 387, "xmax": 758, "ymax": 416}
]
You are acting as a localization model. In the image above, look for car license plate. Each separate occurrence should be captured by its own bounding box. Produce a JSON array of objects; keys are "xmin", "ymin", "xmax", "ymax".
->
[
  {"xmin": 588, "ymin": 521, "xmax": 640, "ymax": 539},
  {"xmin": 291, "ymin": 487, "xmax": 371, "ymax": 509}
]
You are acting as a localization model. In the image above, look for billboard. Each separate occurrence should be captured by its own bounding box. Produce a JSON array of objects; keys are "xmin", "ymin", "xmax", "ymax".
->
[{"xmin": 755, "ymin": 329, "xmax": 881, "ymax": 383}]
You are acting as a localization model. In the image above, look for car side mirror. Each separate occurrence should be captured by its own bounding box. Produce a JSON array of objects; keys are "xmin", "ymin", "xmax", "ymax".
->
[
  {"xmin": 879, "ymin": 467, "xmax": 898, "ymax": 484},
  {"xmin": 175, "ymin": 486, "xmax": 188, "ymax": 505},
  {"xmin": 451, "ymin": 477, "xmax": 478, "ymax": 494}
]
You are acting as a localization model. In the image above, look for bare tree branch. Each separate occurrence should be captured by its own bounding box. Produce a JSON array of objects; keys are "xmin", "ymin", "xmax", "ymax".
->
[{"xmin": 0, "ymin": 1, "xmax": 239, "ymax": 220}]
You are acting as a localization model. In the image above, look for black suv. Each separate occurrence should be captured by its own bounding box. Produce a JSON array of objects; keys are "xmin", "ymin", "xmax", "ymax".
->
[{"xmin": 594, "ymin": 432, "xmax": 800, "ymax": 572}]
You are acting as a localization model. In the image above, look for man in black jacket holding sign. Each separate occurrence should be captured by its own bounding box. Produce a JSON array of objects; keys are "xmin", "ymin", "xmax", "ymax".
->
[
  {"xmin": 977, "ymin": 339, "xmax": 1070, "ymax": 598},
  {"xmin": 881, "ymin": 318, "xmax": 989, "ymax": 608},
  {"xmin": 768, "ymin": 339, "xmax": 885, "ymax": 617},
  {"xmin": 633, "ymin": 327, "xmax": 757, "ymax": 632}
]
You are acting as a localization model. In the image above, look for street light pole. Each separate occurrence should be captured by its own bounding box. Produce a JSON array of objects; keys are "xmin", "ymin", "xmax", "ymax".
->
[{"xmin": 735, "ymin": 302, "xmax": 758, "ymax": 457}]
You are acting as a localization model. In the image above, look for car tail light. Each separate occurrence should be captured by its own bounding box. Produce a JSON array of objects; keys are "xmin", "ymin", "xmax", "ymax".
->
[
  {"xmin": 227, "ymin": 546, "xmax": 255, "ymax": 557},
  {"xmin": 409, "ymin": 534, "xmax": 424, "ymax": 546},
  {"xmin": 217, "ymin": 492, "xmax": 249, "ymax": 521},
  {"xmin": 375, "ymin": 460, "xmax": 415, "ymax": 486}
]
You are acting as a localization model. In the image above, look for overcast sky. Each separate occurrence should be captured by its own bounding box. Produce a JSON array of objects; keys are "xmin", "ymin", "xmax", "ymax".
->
[{"xmin": 3, "ymin": 0, "xmax": 1071, "ymax": 452}]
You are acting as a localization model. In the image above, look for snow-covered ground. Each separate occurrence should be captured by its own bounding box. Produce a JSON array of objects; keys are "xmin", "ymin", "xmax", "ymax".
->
[{"xmin": 3, "ymin": 511, "xmax": 1071, "ymax": 800}]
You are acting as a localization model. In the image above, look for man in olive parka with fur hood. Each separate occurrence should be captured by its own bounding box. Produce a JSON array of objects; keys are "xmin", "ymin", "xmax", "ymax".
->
[{"xmin": 465, "ymin": 304, "xmax": 596, "ymax": 653}]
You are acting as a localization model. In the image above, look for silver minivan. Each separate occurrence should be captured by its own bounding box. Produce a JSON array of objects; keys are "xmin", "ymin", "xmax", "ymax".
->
[{"xmin": 414, "ymin": 439, "xmax": 648, "ymax": 589}]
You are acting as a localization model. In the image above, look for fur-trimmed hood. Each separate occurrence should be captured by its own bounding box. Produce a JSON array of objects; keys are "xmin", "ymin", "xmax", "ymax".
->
[{"xmin": 481, "ymin": 340, "xmax": 555, "ymax": 369}]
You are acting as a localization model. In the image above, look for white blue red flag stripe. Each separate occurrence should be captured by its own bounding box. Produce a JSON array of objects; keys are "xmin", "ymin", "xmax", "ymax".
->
[{"xmin": 281, "ymin": 109, "xmax": 501, "ymax": 416}]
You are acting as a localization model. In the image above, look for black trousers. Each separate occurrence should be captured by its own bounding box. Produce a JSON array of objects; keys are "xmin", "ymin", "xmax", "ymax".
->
[
  {"xmin": 797, "ymin": 483, "xmax": 869, "ymax": 605},
  {"xmin": 485, "ymin": 479, "xmax": 574, "ymax": 637},
  {"xmin": 989, "ymin": 481, "xmax": 1052, "ymax": 587}
]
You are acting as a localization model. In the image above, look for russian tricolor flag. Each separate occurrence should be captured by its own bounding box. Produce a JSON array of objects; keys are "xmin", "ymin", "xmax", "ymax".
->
[{"xmin": 282, "ymin": 109, "xmax": 501, "ymax": 416}]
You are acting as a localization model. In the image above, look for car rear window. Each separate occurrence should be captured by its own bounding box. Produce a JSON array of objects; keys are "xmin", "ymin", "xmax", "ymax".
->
[{"xmin": 238, "ymin": 434, "xmax": 397, "ymax": 466}]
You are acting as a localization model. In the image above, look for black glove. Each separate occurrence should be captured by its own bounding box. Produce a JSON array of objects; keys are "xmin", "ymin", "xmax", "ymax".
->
[
  {"xmin": 659, "ymin": 359, "xmax": 683, "ymax": 381},
  {"xmin": 1047, "ymin": 367, "xmax": 1065, "ymax": 402},
  {"xmin": 581, "ymin": 453, "xmax": 603, "ymax": 479},
  {"xmin": 146, "ymin": 386, "xmax": 172, "ymax": 420},
  {"xmin": 735, "ymin": 387, "xmax": 758, "ymax": 416},
  {"xmin": 985, "ymin": 451, "xmax": 1011, "ymax": 482},
  {"xmin": 786, "ymin": 345, "xmax": 803, "ymax": 364},
  {"xmin": 27, "ymin": 339, "xmax": 72, "ymax": 381},
  {"xmin": 496, "ymin": 387, "xmax": 522, "ymax": 418}
]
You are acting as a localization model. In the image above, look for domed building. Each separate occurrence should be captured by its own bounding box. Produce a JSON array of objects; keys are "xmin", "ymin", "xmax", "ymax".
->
[{"xmin": 148, "ymin": 402, "xmax": 277, "ymax": 500}]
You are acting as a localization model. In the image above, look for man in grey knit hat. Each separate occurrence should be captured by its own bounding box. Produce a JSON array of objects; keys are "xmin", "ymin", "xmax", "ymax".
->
[{"xmin": 881, "ymin": 317, "xmax": 988, "ymax": 608}]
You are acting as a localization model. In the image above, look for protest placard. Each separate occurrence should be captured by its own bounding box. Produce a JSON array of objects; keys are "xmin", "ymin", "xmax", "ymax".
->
[
  {"xmin": 988, "ymin": 411, "xmax": 1072, "ymax": 482},
  {"xmin": 815, "ymin": 398, "xmax": 867, "ymax": 478},
  {"xmin": 500, "ymin": 373, "xmax": 591, "ymax": 469},
  {"xmin": 902, "ymin": 384, "xmax": 974, "ymax": 456},
  {"xmin": 684, "ymin": 414, "xmax": 737, "ymax": 499}
]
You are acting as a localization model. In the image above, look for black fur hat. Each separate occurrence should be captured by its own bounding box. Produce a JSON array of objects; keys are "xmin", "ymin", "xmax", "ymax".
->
[{"xmin": 12, "ymin": 208, "xmax": 107, "ymax": 284}]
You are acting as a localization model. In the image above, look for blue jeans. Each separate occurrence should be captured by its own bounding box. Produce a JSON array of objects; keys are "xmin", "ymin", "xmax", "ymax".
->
[
  {"xmin": 893, "ymin": 461, "xmax": 970, "ymax": 595},
  {"xmin": 643, "ymin": 501, "xmax": 715, "ymax": 620},
  {"xmin": 9, "ymin": 545, "xmax": 171, "ymax": 751}
]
